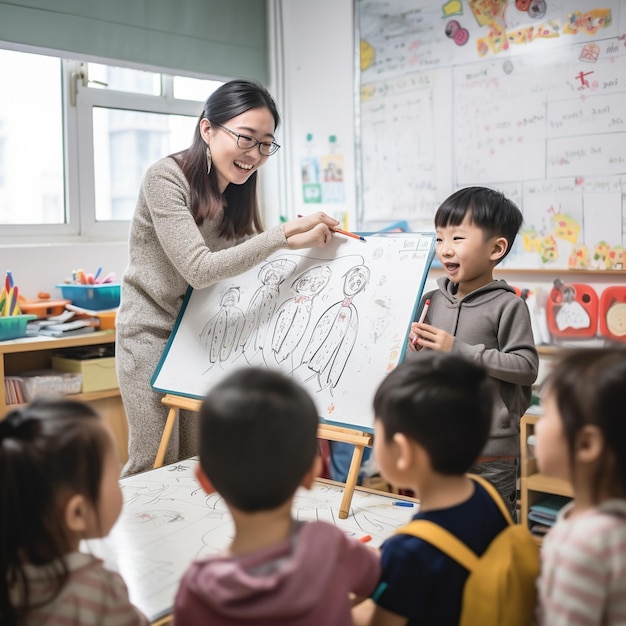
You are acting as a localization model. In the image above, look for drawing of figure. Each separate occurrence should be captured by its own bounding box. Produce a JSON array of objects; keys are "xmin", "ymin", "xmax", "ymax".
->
[
  {"xmin": 238, "ymin": 258, "xmax": 297, "ymax": 366},
  {"xmin": 199, "ymin": 287, "xmax": 245, "ymax": 370},
  {"xmin": 271, "ymin": 265, "xmax": 332, "ymax": 366},
  {"xmin": 294, "ymin": 264, "xmax": 370, "ymax": 391}
]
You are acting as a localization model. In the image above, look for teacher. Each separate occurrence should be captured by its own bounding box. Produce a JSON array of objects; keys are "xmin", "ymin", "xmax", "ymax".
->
[{"xmin": 117, "ymin": 79, "xmax": 338, "ymax": 476}]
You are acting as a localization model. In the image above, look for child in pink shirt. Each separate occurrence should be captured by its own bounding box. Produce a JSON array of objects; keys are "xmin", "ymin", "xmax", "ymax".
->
[
  {"xmin": 535, "ymin": 346, "xmax": 626, "ymax": 626},
  {"xmin": 173, "ymin": 368, "xmax": 380, "ymax": 625}
]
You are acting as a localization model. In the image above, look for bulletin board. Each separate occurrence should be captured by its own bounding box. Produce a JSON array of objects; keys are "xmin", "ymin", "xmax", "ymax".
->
[
  {"xmin": 152, "ymin": 232, "xmax": 436, "ymax": 433},
  {"xmin": 356, "ymin": 0, "xmax": 626, "ymax": 271}
]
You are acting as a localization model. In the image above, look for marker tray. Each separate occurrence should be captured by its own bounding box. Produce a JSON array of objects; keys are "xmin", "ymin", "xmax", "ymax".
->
[
  {"xmin": 0, "ymin": 314, "xmax": 37, "ymax": 341},
  {"xmin": 56, "ymin": 284, "xmax": 121, "ymax": 311}
]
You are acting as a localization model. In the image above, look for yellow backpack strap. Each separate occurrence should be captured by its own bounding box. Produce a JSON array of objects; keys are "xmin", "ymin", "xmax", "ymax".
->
[
  {"xmin": 396, "ymin": 520, "xmax": 479, "ymax": 573},
  {"xmin": 467, "ymin": 473, "xmax": 514, "ymax": 525}
]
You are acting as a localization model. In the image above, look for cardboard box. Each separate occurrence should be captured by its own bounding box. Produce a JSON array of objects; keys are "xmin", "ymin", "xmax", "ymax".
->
[{"xmin": 52, "ymin": 356, "xmax": 118, "ymax": 393}]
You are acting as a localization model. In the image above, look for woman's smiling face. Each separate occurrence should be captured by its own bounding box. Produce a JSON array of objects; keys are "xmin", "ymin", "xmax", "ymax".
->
[{"xmin": 201, "ymin": 106, "xmax": 276, "ymax": 193}]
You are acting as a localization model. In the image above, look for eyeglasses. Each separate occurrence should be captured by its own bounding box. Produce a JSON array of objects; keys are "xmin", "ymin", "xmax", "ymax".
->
[{"xmin": 211, "ymin": 121, "xmax": 281, "ymax": 156}]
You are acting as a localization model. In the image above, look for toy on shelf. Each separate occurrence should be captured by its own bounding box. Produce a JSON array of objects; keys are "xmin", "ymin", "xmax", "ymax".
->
[
  {"xmin": 18, "ymin": 292, "xmax": 70, "ymax": 319},
  {"xmin": 599, "ymin": 286, "xmax": 626, "ymax": 342},
  {"xmin": 546, "ymin": 279, "xmax": 598, "ymax": 338}
]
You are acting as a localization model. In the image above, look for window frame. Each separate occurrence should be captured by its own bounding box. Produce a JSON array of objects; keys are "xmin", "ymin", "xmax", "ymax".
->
[{"xmin": 0, "ymin": 43, "xmax": 225, "ymax": 245}]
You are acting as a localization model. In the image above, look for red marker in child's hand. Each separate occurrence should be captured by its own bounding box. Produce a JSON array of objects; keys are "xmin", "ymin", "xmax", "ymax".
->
[{"xmin": 412, "ymin": 299, "xmax": 430, "ymax": 346}]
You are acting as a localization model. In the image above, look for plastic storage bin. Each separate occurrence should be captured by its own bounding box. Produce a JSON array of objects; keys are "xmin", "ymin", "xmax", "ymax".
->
[
  {"xmin": 0, "ymin": 314, "xmax": 37, "ymax": 341},
  {"xmin": 19, "ymin": 370, "xmax": 83, "ymax": 401},
  {"xmin": 56, "ymin": 284, "xmax": 121, "ymax": 311},
  {"xmin": 52, "ymin": 355, "xmax": 118, "ymax": 392}
]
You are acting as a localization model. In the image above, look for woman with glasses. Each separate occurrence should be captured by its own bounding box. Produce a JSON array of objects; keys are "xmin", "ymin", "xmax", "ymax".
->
[{"xmin": 117, "ymin": 79, "xmax": 339, "ymax": 476}]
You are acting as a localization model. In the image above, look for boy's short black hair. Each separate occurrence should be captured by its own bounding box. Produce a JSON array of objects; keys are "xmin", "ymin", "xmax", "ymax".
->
[
  {"xmin": 373, "ymin": 352, "xmax": 493, "ymax": 474},
  {"xmin": 198, "ymin": 368, "xmax": 319, "ymax": 512},
  {"xmin": 434, "ymin": 186, "xmax": 523, "ymax": 263}
]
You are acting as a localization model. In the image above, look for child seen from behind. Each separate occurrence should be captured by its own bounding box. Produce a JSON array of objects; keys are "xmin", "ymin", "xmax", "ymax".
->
[
  {"xmin": 408, "ymin": 186, "xmax": 539, "ymax": 519},
  {"xmin": 173, "ymin": 367, "xmax": 380, "ymax": 626},
  {"xmin": 535, "ymin": 346, "xmax": 626, "ymax": 626},
  {"xmin": 0, "ymin": 398, "xmax": 148, "ymax": 626},
  {"xmin": 352, "ymin": 351, "xmax": 514, "ymax": 626}
]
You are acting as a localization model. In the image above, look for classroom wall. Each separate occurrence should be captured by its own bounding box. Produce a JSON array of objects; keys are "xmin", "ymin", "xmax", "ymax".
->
[
  {"xmin": 278, "ymin": 0, "xmax": 357, "ymax": 226},
  {"xmin": 0, "ymin": 242, "xmax": 128, "ymax": 299},
  {"xmin": 277, "ymin": 0, "xmax": 625, "ymax": 364}
]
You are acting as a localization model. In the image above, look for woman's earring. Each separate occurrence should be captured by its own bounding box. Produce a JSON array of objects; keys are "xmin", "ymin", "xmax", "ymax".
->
[{"xmin": 206, "ymin": 145, "xmax": 212, "ymax": 175}]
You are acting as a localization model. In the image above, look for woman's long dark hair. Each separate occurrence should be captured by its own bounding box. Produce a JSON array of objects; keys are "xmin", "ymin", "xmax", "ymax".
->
[
  {"xmin": 0, "ymin": 399, "xmax": 110, "ymax": 625},
  {"xmin": 171, "ymin": 79, "xmax": 280, "ymax": 239}
]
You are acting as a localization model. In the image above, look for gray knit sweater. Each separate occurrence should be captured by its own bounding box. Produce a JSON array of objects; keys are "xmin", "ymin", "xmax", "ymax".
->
[
  {"xmin": 117, "ymin": 156, "xmax": 288, "ymax": 333},
  {"xmin": 116, "ymin": 156, "xmax": 289, "ymax": 474}
]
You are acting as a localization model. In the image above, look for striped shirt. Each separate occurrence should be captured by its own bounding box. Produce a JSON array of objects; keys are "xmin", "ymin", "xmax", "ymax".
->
[
  {"xmin": 537, "ymin": 499, "xmax": 626, "ymax": 626},
  {"xmin": 11, "ymin": 551, "xmax": 148, "ymax": 626}
]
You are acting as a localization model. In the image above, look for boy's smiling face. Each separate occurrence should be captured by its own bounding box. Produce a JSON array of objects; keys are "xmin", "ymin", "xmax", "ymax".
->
[{"xmin": 435, "ymin": 215, "xmax": 507, "ymax": 298}]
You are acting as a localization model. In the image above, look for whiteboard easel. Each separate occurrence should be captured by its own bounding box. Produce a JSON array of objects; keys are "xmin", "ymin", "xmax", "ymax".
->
[{"xmin": 154, "ymin": 393, "xmax": 373, "ymax": 519}]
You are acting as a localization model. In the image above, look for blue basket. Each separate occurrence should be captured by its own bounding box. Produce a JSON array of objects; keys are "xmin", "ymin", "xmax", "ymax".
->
[
  {"xmin": 56, "ymin": 284, "xmax": 121, "ymax": 311},
  {"xmin": 0, "ymin": 314, "xmax": 37, "ymax": 341}
]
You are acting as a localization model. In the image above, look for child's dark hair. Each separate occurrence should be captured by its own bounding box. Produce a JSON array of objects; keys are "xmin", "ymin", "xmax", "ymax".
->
[
  {"xmin": 434, "ymin": 186, "xmax": 523, "ymax": 262},
  {"xmin": 0, "ymin": 398, "xmax": 110, "ymax": 625},
  {"xmin": 198, "ymin": 368, "xmax": 319, "ymax": 512},
  {"xmin": 373, "ymin": 352, "xmax": 494, "ymax": 474},
  {"xmin": 543, "ymin": 346, "xmax": 626, "ymax": 501}
]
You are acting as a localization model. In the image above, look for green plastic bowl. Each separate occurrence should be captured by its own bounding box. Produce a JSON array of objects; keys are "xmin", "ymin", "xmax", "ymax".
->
[{"xmin": 0, "ymin": 314, "xmax": 37, "ymax": 341}]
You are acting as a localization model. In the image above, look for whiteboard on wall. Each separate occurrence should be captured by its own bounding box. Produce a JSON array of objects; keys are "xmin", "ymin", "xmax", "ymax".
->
[
  {"xmin": 152, "ymin": 232, "xmax": 436, "ymax": 432},
  {"xmin": 356, "ymin": 0, "xmax": 626, "ymax": 270}
]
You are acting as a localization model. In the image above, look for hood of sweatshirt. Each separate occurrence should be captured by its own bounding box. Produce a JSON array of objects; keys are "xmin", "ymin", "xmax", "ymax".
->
[
  {"xmin": 180, "ymin": 520, "xmax": 351, "ymax": 621},
  {"xmin": 436, "ymin": 276, "xmax": 516, "ymax": 304}
]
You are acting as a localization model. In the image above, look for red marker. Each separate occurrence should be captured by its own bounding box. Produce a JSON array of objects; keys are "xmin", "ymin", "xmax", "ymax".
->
[
  {"xmin": 359, "ymin": 534, "xmax": 373, "ymax": 543},
  {"xmin": 412, "ymin": 299, "xmax": 430, "ymax": 346}
]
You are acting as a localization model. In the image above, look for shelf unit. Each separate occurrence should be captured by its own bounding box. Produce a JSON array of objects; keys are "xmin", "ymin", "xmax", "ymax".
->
[
  {"xmin": 520, "ymin": 413, "xmax": 573, "ymax": 543},
  {"xmin": 0, "ymin": 330, "xmax": 128, "ymax": 463}
]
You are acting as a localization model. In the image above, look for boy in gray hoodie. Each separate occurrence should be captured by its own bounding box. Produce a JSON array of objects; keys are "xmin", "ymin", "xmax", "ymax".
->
[
  {"xmin": 173, "ymin": 368, "xmax": 380, "ymax": 626},
  {"xmin": 408, "ymin": 186, "xmax": 539, "ymax": 519}
]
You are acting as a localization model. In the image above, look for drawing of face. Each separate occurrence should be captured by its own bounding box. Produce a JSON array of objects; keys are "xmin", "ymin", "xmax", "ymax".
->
[
  {"xmin": 344, "ymin": 265, "xmax": 370, "ymax": 296},
  {"xmin": 258, "ymin": 259, "xmax": 296, "ymax": 285},
  {"xmin": 220, "ymin": 288, "xmax": 240, "ymax": 307},
  {"xmin": 293, "ymin": 266, "xmax": 332, "ymax": 297}
]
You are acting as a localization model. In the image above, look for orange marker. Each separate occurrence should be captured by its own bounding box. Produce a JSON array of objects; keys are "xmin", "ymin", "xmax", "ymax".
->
[
  {"xmin": 333, "ymin": 227, "xmax": 367, "ymax": 242},
  {"xmin": 359, "ymin": 534, "xmax": 373, "ymax": 543},
  {"xmin": 296, "ymin": 214, "xmax": 366, "ymax": 242}
]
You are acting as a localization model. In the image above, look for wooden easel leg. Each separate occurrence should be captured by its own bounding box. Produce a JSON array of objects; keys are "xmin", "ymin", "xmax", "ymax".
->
[
  {"xmin": 339, "ymin": 444, "xmax": 365, "ymax": 519},
  {"xmin": 153, "ymin": 407, "xmax": 178, "ymax": 468}
]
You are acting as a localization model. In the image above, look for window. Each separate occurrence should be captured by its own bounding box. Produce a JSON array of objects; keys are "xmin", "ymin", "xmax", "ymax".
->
[{"xmin": 0, "ymin": 45, "xmax": 224, "ymax": 242}]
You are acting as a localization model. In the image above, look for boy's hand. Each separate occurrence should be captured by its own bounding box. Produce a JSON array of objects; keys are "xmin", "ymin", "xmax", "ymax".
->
[
  {"xmin": 407, "ymin": 322, "xmax": 423, "ymax": 351},
  {"xmin": 410, "ymin": 322, "xmax": 454, "ymax": 353}
]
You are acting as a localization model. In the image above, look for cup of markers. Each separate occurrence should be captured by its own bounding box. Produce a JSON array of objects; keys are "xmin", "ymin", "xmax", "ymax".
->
[
  {"xmin": 0, "ymin": 271, "xmax": 20, "ymax": 317},
  {"xmin": 0, "ymin": 271, "xmax": 36, "ymax": 341},
  {"xmin": 56, "ymin": 267, "xmax": 120, "ymax": 311},
  {"xmin": 71, "ymin": 267, "xmax": 116, "ymax": 286}
]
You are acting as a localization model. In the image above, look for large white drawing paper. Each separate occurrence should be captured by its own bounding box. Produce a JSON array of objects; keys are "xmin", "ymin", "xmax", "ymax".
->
[
  {"xmin": 152, "ymin": 233, "xmax": 435, "ymax": 431},
  {"xmin": 84, "ymin": 459, "xmax": 419, "ymax": 622}
]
